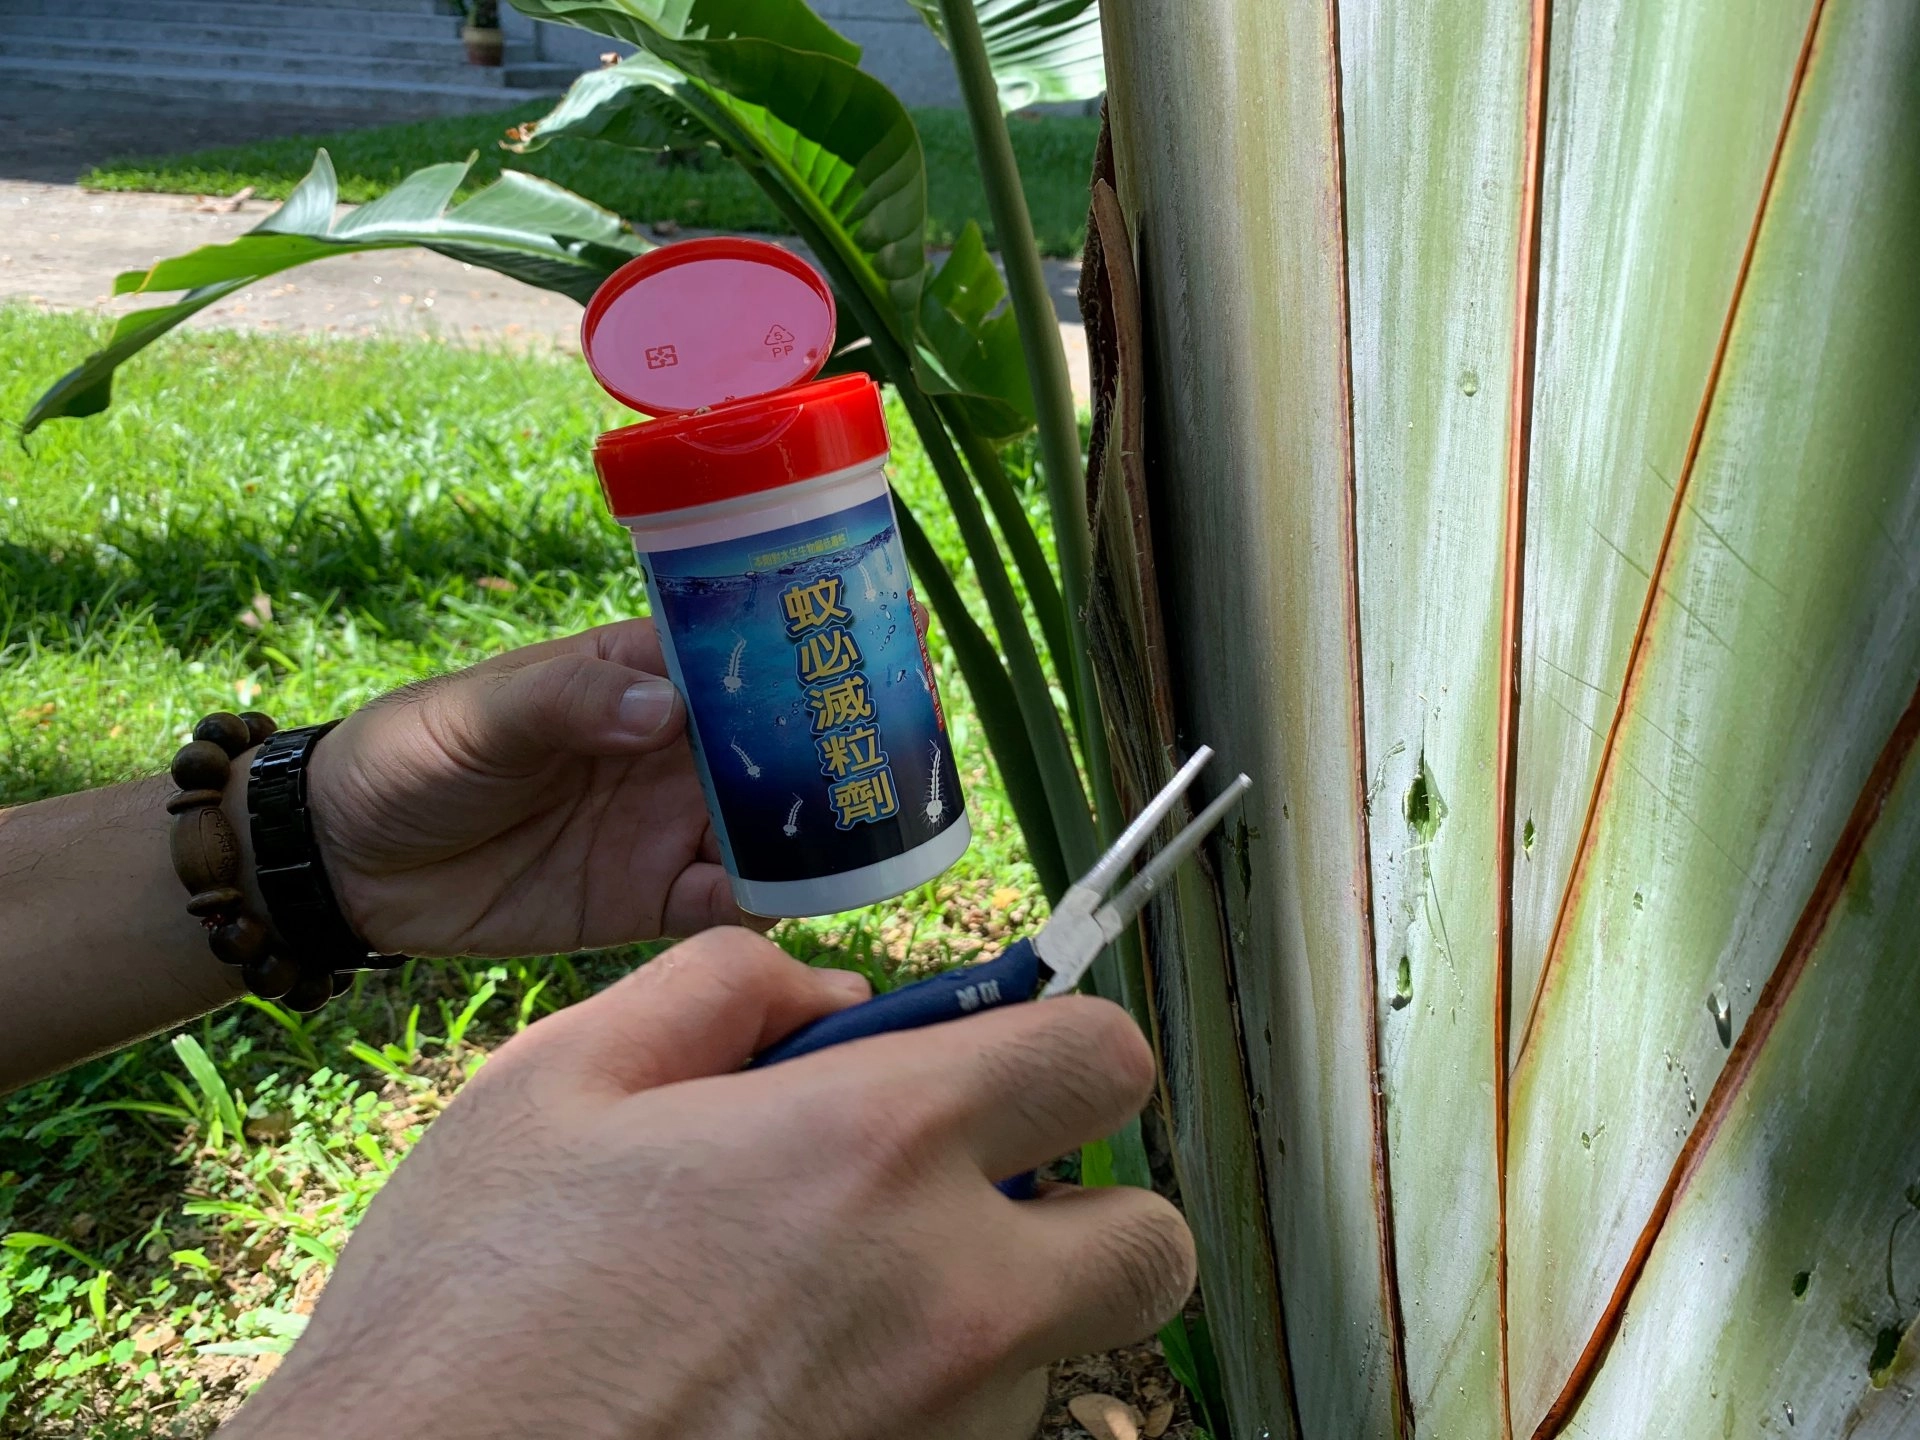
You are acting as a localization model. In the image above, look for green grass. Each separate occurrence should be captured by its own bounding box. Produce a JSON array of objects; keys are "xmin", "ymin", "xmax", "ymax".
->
[
  {"xmin": 77, "ymin": 104, "xmax": 1102, "ymax": 259},
  {"xmin": 0, "ymin": 306, "xmax": 1049, "ymax": 1435}
]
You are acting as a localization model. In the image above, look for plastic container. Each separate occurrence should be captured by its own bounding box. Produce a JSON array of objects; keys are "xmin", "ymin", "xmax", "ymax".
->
[{"xmin": 582, "ymin": 239, "xmax": 970, "ymax": 917}]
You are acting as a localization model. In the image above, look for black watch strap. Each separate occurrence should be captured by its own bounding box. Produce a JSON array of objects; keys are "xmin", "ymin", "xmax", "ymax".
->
[{"xmin": 249, "ymin": 723, "xmax": 402, "ymax": 971}]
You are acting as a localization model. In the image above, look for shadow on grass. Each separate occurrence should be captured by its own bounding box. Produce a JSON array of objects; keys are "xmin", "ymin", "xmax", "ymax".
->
[{"xmin": 0, "ymin": 490, "xmax": 634, "ymax": 658}]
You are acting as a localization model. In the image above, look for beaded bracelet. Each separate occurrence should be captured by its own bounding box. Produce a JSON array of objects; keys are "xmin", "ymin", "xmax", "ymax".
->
[{"xmin": 167, "ymin": 712, "xmax": 374, "ymax": 1013}]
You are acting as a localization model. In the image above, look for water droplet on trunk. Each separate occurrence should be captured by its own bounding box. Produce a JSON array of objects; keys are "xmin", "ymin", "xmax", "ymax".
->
[{"xmin": 1709, "ymin": 984, "xmax": 1732, "ymax": 1048}]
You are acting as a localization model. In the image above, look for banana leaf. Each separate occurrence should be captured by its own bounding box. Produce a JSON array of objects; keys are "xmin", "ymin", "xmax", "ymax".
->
[
  {"xmin": 908, "ymin": 0, "xmax": 1105, "ymax": 110},
  {"xmin": 23, "ymin": 150, "xmax": 646, "ymax": 434},
  {"xmin": 1099, "ymin": 0, "xmax": 1920, "ymax": 1437}
]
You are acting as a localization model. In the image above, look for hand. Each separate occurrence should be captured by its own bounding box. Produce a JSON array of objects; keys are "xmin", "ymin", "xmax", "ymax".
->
[
  {"xmin": 306, "ymin": 619, "xmax": 749, "ymax": 956},
  {"xmin": 220, "ymin": 930, "xmax": 1196, "ymax": 1440}
]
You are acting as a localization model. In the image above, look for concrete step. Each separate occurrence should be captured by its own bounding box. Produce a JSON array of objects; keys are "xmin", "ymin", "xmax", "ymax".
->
[
  {"xmin": 0, "ymin": 35, "xmax": 522, "ymax": 85},
  {"xmin": 0, "ymin": 56, "xmax": 570, "ymax": 115},
  {"xmin": 0, "ymin": 0, "xmax": 457, "ymax": 36},
  {"xmin": 18, "ymin": 16, "xmax": 470, "ymax": 59}
]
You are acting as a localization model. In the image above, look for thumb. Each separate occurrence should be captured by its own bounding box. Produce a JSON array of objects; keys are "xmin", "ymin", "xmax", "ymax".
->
[
  {"xmin": 427, "ymin": 651, "xmax": 687, "ymax": 775},
  {"xmin": 500, "ymin": 928, "xmax": 872, "ymax": 1095}
]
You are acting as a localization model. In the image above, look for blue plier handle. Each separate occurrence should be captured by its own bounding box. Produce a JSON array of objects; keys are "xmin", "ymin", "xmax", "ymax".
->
[{"xmin": 749, "ymin": 747, "xmax": 1251, "ymax": 1200}]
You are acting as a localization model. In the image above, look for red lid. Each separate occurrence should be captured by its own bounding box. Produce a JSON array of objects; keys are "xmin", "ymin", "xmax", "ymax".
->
[
  {"xmin": 593, "ymin": 373, "xmax": 889, "ymax": 518},
  {"xmin": 583, "ymin": 238, "xmax": 882, "ymax": 517},
  {"xmin": 581, "ymin": 238, "xmax": 837, "ymax": 416}
]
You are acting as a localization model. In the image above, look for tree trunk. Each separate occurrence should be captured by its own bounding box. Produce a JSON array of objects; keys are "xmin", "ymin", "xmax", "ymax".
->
[{"xmin": 1089, "ymin": 1, "xmax": 1920, "ymax": 1436}]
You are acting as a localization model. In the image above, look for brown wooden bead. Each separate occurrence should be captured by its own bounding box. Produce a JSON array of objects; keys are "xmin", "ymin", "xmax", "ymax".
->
[
  {"xmin": 242, "ymin": 951, "xmax": 302, "ymax": 1001},
  {"xmin": 170, "ymin": 740, "xmax": 231, "ymax": 792},
  {"xmin": 186, "ymin": 887, "xmax": 244, "ymax": 919},
  {"xmin": 170, "ymin": 805, "xmax": 241, "ymax": 894},
  {"xmin": 239, "ymin": 711, "xmax": 278, "ymax": 747},
  {"xmin": 283, "ymin": 968, "xmax": 335, "ymax": 1013},
  {"xmin": 193, "ymin": 712, "xmax": 252, "ymax": 756},
  {"xmin": 210, "ymin": 914, "xmax": 273, "ymax": 967},
  {"xmin": 165, "ymin": 788, "xmax": 225, "ymax": 816}
]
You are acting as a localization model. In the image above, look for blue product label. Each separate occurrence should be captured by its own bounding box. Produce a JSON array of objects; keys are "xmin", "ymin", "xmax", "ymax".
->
[{"xmin": 643, "ymin": 491, "xmax": 965, "ymax": 885}]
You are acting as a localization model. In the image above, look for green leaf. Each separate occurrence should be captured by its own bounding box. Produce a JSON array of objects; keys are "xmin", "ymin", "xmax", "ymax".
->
[
  {"xmin": 0, "ymin": 1235, "xmax": 109, "ymax": 1274},
  {"xmin": 914, "ymin": 222, "xmax": 1034, "ymax": 443},
  {"xmin": 24, "ymin": 149, "xmax": 646, "ymax": 433},
  {"xmin": 509, "ymin": 16, "xmax": 927, "ymax": 326},
  {"xmin": 345, "ymin": 1041, "xmax": 411, "ymax": 1082},
  {"xmin": 170, "ymin": 1035, "xmax": 248, "ymax": 1151},
  {"xmin": 908, "ymin": 0, "xmax": 1105, "ymax": 110},
  {"xmin": 167, "ymin": 1250, "xmax": 218, "ymax": 1277}
]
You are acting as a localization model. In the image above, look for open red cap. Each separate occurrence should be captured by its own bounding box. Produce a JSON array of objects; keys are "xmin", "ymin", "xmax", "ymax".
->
[
  {"xmin": 582, "ymin": 238, "xmax": 837, "ymax": 416},
  {"xmin": 582, "ymin": 239, "xmax": 888, "ymax": 519}
]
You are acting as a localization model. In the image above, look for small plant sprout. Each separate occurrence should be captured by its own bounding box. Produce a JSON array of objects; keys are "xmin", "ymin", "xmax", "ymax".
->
[
  {"xmin": 923, "ymin": 741, "xmax": 947, "ymax": 826},
  {"xmin": 722, "ymin": 632, "xmax": 747, "ymax": 694},
  {"xmin": 784, "ymin": 795, "xmax": 803, "ymax": 837},
  {"xmin": 730, "ymin": 738, "xmax": 762, "ymax": 779}
]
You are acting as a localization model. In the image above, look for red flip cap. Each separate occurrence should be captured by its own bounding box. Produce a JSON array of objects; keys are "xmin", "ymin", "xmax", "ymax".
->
[{"xmin": 582, "ymin": 238, "xmax": 888, "ymax": 518}]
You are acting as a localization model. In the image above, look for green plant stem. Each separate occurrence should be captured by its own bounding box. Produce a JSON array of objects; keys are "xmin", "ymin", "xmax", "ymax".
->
[
  {"xmin": 897, "ymin": 497, "xmax": 1069, "ymax": 897},
  {"xmin": 944, "ymin": 412, "xmax": 1078, "ymax": 731},
  {"xmin": 685, "ymin": 82, "xmax": 1098, "ymax": 881},
  {"xmin": 934, "ymin": 0, "xmax": 1097, "ymax": 722},
  {"xmin": 932, "ymin": 0, "xmax": 1147, "ymax": 1018}
]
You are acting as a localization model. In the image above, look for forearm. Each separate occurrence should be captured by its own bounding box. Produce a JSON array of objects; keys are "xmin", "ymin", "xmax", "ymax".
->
[{"xmin": 0, "ymin": 769, "xmax": 246, "ymax": 1093}]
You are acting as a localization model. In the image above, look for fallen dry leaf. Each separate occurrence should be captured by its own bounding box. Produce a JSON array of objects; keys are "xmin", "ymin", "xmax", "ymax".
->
[
  {"xmin": 238, "ymin": 591, "xmax": 273, "ymax": 629},
  {"xmin": 132, "ymin": 1323, "xmax": 177, "ymax": 1356},
  {"xmin": 475, "ymin": 576, "xmax": 518, "ymax": 593},
  {"xmin": 194, "ymin": 186, "xmax": 255, "ymax": 214},
  {"xmin": 1067, "ymin": 1393, "xmax": 1143, "ymax": 1440},
  {"xmin": 245, "ymin": 1110, "xmax": 293, "ymax": 1142},
  {"xmin": 1143, "ymin": 1400, "xmax": 1175, "ymax": 1438},
  {"xmin": 988, "ymin": 885, "xmax": 1023, "ymax": 912}
]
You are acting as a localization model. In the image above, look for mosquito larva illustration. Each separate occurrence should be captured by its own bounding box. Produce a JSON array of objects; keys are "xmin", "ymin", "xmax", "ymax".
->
[
  {"xmin": 923, "ymin": 741, "xmax": 947, "ymax": 825},
  {"xmin": 721, "ymin": 633, "xmax": 747, "ymax": 694},
  {"xmin": 783, "ymin": 795, "xmax": 803, "ymax": 837},
  {"xmin": 730, "ymin": 739, "xmax": 762, "ymax": 779},
  {"xmin": 857, "ymin": 560, "xmax": 880, "ymax": 603}
]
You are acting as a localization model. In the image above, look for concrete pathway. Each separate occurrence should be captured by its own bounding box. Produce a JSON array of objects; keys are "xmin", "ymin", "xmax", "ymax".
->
[{"xmin": 1, "ymin": 178, "xmax": 1090, "ymax": 402}]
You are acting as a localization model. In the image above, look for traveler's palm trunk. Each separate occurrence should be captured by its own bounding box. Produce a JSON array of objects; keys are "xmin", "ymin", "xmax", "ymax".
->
[{"xmin": 1090, "ymin": 0, "xmax": 1920, "ymax": 1435}]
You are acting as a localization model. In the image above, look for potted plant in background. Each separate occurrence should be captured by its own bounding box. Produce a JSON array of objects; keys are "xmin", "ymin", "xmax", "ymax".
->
[{"xmin": 462, "ymin": 0, "xmax": 503, "ymax": 66}]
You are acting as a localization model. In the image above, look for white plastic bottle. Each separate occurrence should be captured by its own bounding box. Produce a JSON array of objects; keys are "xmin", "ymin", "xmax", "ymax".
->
[{"xmin": 581, "ymin": 239, "xmax": 970, "ymax": 917}]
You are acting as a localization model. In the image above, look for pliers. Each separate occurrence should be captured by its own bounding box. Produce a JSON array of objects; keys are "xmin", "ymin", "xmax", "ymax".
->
[{"xmin": 752, "ymin": 747, "xmax": 1251, "ymax": 1193}]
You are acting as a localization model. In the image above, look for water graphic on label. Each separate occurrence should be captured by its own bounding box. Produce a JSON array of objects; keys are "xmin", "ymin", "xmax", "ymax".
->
[{"xmin": 644, "ymin": 491, "xmax": 963, "ymax": 883}]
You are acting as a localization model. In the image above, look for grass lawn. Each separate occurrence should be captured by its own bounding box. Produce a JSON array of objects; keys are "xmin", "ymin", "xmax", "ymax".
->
[
  {"xmin": 78, "ymin": 104, "xmax": 1102, "ymax": 260},
  {"xmin": 0, "ymin": 306, "xmax": 1056, "ymax": 1435}
]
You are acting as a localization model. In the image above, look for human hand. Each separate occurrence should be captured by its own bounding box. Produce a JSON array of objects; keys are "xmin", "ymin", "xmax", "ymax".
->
[
  {"xmin": 220, "ymin": 929, "xmax": 1195, "ymax": 1440},
  {"xmin": 304, "ymin": 619, "xmax": 746, "ymax": 957}
]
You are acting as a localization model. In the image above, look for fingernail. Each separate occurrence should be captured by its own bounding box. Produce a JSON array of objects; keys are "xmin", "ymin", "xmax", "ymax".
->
[
  {"xmin": 617, "ymin": 677, "xmax": 679, "ymax": 738},
  {"xmin": 823, "ymin": 968, "xmax": 871, "ymax": 1001}
]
